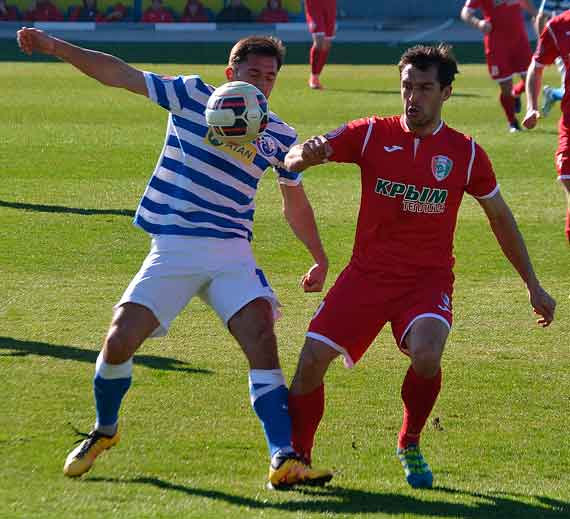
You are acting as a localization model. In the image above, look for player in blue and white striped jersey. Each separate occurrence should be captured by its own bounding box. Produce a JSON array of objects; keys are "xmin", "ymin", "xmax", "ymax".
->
[
  {"xmin": 18, "ymin": 28, "xmax": 333, "ymax": 489},
  {"xmin": 535, "ymin": 1, "xmax": 570, "ymax": 115}
]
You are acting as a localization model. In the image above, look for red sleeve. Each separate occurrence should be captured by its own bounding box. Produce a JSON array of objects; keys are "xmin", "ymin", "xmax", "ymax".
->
[
  {"xmin": 533, "ymin": 21, "xmax": 559, "ymax": 66},
  {"xmin": 466, "ymin": 142, "xmax": 498, "ymax": 198},
  {"xmin": 464, "ymin": 0, "xmax": 480, "ymax": 9},
  {"xmin": 327, "ymin": 118, "xmax": 374, "ymax": 164}
]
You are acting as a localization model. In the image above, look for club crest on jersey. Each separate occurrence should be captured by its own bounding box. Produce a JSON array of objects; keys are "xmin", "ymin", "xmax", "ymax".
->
[
  {"xmin": 431, "ymin": 155, "xmax": 453, "ymax": 182},
  {"xmin": 256, "ymin": 134, "xmax": 278, "ymax": 158},
  {"xmin": 325, "ymin": 124, "xmax": 347, "ymax": 140}
]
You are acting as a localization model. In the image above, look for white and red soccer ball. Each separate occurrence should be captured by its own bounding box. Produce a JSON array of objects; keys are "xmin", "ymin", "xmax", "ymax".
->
[{"xmin": 205, "ymin": 81, "xmax": 269, "ymax": 144}]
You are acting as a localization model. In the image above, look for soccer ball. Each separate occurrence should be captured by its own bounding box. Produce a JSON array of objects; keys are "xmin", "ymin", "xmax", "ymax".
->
[{"xmin": 205, "ymin": 81, "xmax": 269, "ymax": 144}]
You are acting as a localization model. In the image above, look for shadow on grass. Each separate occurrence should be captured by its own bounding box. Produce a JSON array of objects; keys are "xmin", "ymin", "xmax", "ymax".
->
[
  {"xmin": 0, "ymin": 337, "xmax": 212, "ymax": 374},
  {"xmin": 86, "ymin": 477, "xmax": 569, "ymax": 517},
  {"xmin": 0, "ymin": 199, "xmax": 135, "ymax": 217},
  {"xmin": 325, "ymin": 88, "xmax": 482, "ymax": 98}
]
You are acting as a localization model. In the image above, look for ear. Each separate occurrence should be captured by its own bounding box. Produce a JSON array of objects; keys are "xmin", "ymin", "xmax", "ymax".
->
[
  {"xmin": 442, "ymin": 85, "xmax": 452, "ymax": 102},
  {"xmin": 225, "ymin": 66, "xmax": 234, "ymax": 81}
]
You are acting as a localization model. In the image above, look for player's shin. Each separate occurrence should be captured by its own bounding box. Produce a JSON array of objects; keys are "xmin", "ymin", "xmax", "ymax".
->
[
  {"xmin": 288, "ymin": 384, "xmax": 325, "ymax": 464},
  {"xmin": 398, "ymin": 367, "xmax": 442, "ymax": 449},
  {"xmin": 249, "ymin": 369, "xmax": 294, "ymax": 459},
  {"xmin": 93, "ymin": 352, "xmax": 133, "ymax": 435}
]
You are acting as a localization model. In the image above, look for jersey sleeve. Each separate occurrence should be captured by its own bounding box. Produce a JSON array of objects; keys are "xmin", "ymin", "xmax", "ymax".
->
[
  {"xmin": 533, "ymin": 21, "xmax": 560, "ymax": 66},
  {"xmin": 143, "ymin": 72, "xmax": 212, "ymax": 114},
  {"xmin": 327, "ymin": 118, "xmax": 375, "ymax": 164},
  {"xmin": 466, "ymin": 141, "xmax": 499, "ymax": 199},
  {"xmin": 264, "ymin": 122, "xmax": 303, "ymax": 186}
]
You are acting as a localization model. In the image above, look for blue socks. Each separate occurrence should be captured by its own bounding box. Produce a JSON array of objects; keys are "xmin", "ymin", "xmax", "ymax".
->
[
  {"xmin": 249, "ymin": 369, "xmax": 294, "ymax": 459},
  {"xmin": 93, "ymin": 352, "xmax": 132, "ymax": 435}
]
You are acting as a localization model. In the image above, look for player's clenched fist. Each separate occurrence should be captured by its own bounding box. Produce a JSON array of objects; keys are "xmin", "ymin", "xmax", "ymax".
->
[
  {"xmin": 17, "ymin": 27, "xmax": 56, "ymax": 56},
  {"xmin": 284, "ymin": 135, "xmax": 332, "ymax": 171}
]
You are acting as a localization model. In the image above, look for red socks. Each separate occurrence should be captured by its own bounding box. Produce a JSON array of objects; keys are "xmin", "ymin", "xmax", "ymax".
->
[
  {"xmin": 310, "ymin": 46, "xmax": 330, "ymax": 76},
  {"xmin": 315, "ymin": 48, "xmax": 329, "ymax": 75},
  {"xmin": 289, "ymin": 384, "xmax": 324, "ymax": 464},
  {"xmin": 512, "ymin": 79, "xmax": 525, "ymax": 97},
  {"xmin": 398, "ymin": 366, "xmax": 442, "ymax": 449},
  {"xmin": 500, "ymin": 92, "xmax": 516, "ymax": 124},
  {"xmin": 310, "ymin": 45, "xmax": 319, "ymax": 75}
]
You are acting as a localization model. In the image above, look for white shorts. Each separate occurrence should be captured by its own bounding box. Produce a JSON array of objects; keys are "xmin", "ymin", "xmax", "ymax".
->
[{"xmin": 116, "ymin": 236, "xmax": 280, "ymax": 337}]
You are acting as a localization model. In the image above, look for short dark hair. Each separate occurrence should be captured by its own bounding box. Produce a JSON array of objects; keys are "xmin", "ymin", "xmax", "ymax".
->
[
  {"xmin": 398, "ymin": 44, "xmax": 459, "ymax": 88},
  {"xmin": 228, "ymin": 36, "xmax": 286, "ymax": 71}
]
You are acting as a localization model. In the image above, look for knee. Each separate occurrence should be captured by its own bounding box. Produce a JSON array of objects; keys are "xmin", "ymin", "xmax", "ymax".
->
[
  {"xmin": 313, "ymin": 36, "xmax": 325, "ymax": 50},
  {"xmin": 410, "ymin": 342, "xmax": 443, "ymax": 377},
  {"xmin": 103, "ymin": 325, "xmax": 137, "ymax": 364}
]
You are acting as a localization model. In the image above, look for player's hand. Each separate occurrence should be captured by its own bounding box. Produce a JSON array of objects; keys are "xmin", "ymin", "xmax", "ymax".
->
[
  {"xmin": 478, "ymin": 19, "xmax": 492, "ymax": 33},
  {"xmin": 300, "ymin": 262, "xmax": 328, "ymax": 293},
  {"xmin": 301, "ymin": 136, "xmax": 331, "ymax": 166},
  {"xmin": 17, "ymin": 27, "xmax": 56, "ymax": 56},
  {"xmin": 523, "ymin": 109, "xmax": 540, "ymax": 129},
  {"xmin": 527, "ymin": 282, "xmax": 556, "ymax": 327}
]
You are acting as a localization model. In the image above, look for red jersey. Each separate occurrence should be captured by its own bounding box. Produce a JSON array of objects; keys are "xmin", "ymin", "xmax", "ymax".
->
[
  {"xmin": 464, "ymin": 0, "xmax": 528, "ymax": 53},
  {"xmin": 326, "ymin": 116, "xmax": 498, "ymax": 277},
  {"xmin": 534, "ymin": 10, "xmax": 570, "ymax": 124}
]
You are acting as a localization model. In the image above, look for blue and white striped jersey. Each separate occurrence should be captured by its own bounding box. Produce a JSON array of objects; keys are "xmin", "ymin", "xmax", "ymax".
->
[
  {"xmin": 539, "ymin": 0, "xmax": 570, "ymax": 16},
  {"xmin": 135, "ymin": 72, "xmax": 301, "ymax": 241}
]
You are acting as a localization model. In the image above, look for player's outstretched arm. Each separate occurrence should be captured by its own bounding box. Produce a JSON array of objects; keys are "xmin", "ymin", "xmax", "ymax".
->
[
  {"xmin": 279, "ymin": 183, "xmax": 328, "ymax": 292},
  {"xmin": 284, "ymin": 136, "xmax": 333, "ymax": 172},
  {"xmin": 478, "ymin": 192, "xmax": 556, "ymax": 327},
  {"xmin": 523, "ymin": 60, "xmax": 543, "ymax": 129},
  {"xmin": 17, "ymin": 27, "xmax": 147, "ymax": 96}
]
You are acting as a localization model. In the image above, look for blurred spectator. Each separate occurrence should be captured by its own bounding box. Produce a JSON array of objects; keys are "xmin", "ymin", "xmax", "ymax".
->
[
  {"xmin": 68, "ymin": 0, "xmax": 104, "ymax": 21},
  {"xmin": 216, "ymin": 0, "xmax": 252, "ymax": 23},
  {"xmin": 24, "ymin": 0, "xmax": 63, "ymax": 21},
  {"xmin": 0, "ymin": 0, "xmax": 20, "ymax": 20},
  {"xmin": 142, "ymin": 0, "xmax": 174, "ymax": 22},
  {"xmin": 181, "ymin": 0, "xmax": 209, "ymax": 22},
  {"xmin": 105, "ymin": 2, "xmax": 128, "ymax": 21},
  {"xmin": 258, "ymin": 0, "xmax": 288, "ymax": 23}
]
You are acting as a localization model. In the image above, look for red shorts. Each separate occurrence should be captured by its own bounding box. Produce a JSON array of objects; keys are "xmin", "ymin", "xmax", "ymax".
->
[
  {"xmin": 307, "ymin": 264, "xmax": 454, "ymax": 367},
  {"xmin": 485, "ymin": 34, "xmax": 532, "ymax": 82},
  {"xmin": 304, "ymin": 0, "xmax": 336, "ymax": 37},
  {"xmin": 555, "ymin": 117, "xmax": 570, "ymax": 181}
]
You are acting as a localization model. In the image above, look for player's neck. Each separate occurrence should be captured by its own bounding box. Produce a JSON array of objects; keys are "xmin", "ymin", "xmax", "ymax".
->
[{"xmin": 403, "ymin": 116, "xmax": 443, "ymax": 138}]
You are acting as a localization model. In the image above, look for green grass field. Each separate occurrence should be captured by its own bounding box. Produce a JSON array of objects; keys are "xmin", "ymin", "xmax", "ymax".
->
[{"xmin": 1, "ymin": 60, "xmax": 569, "ymax": 518}]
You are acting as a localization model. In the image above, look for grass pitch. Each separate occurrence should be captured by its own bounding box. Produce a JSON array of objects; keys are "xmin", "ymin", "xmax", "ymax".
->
[{"xmin": 1, "ymin": 61, "xmax": 569, "ymax": 518}]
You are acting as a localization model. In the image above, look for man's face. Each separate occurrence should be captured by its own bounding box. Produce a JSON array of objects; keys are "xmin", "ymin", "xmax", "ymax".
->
[
  {"xmin": 226, "ymin": 54, "xmax": 279, "ymax": 99},
  {"xmin": 400, "ymin": 64, "xmax": 451, "ymax": 131}
]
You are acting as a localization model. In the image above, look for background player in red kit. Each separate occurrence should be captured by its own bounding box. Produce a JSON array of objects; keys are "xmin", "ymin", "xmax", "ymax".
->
[
  {"xmin": 284, "ymin": 44, "xmax": 556, "ymax": 489},
  {"xmin": 461, "ymin": 0, "xmax": 537, "ymax": 132},
  {"xmin": 304, "ymin": 0, "xmax": 336, "ymax": 90},
  {"xmin": 523, "ymin": 9, "xmax": 570, "ymax": 243}
]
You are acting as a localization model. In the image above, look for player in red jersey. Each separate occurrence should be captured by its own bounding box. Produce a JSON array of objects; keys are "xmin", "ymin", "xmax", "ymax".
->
[
  {"xmin": 461, "ymin": 0, "xmax": 537, "ymax": 132},
  {"xmin": 284, "ymin": 44, "xmax": 556, "ymax": 488},
  {"xmin": 523, "ymin": 9, "xmax": 570, "ymax": 243},
  {"xmin": 304, "ymin": 0, "xmax": 336, "ymax": 90}
]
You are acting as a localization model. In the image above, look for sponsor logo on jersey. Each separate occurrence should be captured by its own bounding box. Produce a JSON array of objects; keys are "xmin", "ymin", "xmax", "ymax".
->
[
  {"xmin": 431, "ymin": 155, "xmax": 453, "ymax": 181},
  {"xmin": 384, "ymin": 145, "xmax": 403, "ymax": 152},
  {"xmin": 256, "ymin": 133, "xmax": 278, "ymax": 158},
  {"xmin": 374, "ymin": 177, "xmax": 448, "ymax": 214},
  {"xmin": 325, "ymin": 124, "xmax": 347, "ymax": 140},
  {"xmin": 204, "ymin": 128, "xmax": 256, "ymax": 164}
]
